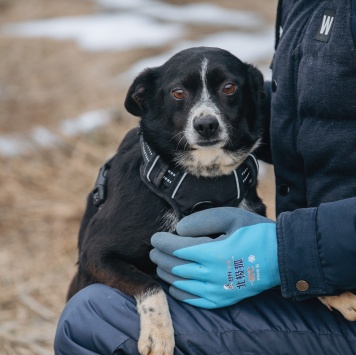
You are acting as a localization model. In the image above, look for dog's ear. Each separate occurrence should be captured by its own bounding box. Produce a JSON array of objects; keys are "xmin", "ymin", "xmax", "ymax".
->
[
  {"xmin": 247, "ymin": 64, "xmax": 266, "ymax": 100},
  {"xmin": 124, "ymin": 68, "xmax": 158, "ymax": 117}
]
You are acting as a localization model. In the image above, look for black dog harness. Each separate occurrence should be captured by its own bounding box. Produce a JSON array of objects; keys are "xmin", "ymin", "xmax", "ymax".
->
[
  {"xmin": 92, "ymin": 136, "xmax": 259, "ymax": 219},
  {"xmin": 140, "ymin": 135, "xmax": 259, "ymax": 220}
]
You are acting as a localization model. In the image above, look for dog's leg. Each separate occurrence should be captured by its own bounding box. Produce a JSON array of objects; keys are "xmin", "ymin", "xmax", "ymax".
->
[
  {"xmin": 319, "ymin": 292, "xmax": 356, "ymax": 321},
  {"xmin": 136, "ymin": 287, "xmax": 175, "ymax": 355},
  {"xmin": 239, "ymin": 189, "xmax": 266, "ymax": 217}
]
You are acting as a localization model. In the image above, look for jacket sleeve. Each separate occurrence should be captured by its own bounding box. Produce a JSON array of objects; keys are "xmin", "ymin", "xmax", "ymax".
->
[
  {"xmin": 254, "ymin": 81, "xmax": 273, "ymax": 164},
  {"xmin": 276, "ymin": 197, "xmax": 356, "ymax": 300}
]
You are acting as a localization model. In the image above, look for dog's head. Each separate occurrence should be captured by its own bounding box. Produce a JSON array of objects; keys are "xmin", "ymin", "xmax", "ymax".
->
[{"xmin": 125, "ymin": 47, "xmax": 264, "ymax": 177}]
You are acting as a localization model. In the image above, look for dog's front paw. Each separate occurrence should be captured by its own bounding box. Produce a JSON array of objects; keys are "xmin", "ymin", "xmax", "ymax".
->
[
  {"xmin": 136, "ymin": 289, "xmax": 175, "ymax": 355},
  {"xmin": 138, "ymin": 322, "xmax": 174, "ymax": 355},
  {"xmin": 319, "ymin": 292, "xmax": 356, "ymax": 321}
]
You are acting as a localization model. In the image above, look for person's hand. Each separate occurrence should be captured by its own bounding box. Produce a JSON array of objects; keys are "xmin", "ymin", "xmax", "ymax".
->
[{"xmin": 150, "ymin": 207, "xmax": 280, "ymax": 309}]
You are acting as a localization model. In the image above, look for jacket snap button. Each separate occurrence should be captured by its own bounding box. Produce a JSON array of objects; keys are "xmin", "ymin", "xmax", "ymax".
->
[
  {"xmin": 272, "ymin": 80, "xmax": 278, "ymax": 92},
  {"xmin": 279, "ymin": 184, "xmax": 289, "ymax": 196},
  {"xmin": 296, "ymin": 280, "xmax": 309, "ymax": 292}
]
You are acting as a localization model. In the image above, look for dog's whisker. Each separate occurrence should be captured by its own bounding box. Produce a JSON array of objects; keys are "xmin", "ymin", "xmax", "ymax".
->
[
  {"xmin": 174, "ymin": 130, "xmax": 191, "ymax": 152},
  {"xmin": 170, "ymin": 131, "xmax": 184, "ymax": 143},
  {"xmin": 183, "ymin": 140, "xmax": 190, "ymax": 151},
  {"xmin": 176, "ymin": 135, "xmax": 186, "ymax": 151}
]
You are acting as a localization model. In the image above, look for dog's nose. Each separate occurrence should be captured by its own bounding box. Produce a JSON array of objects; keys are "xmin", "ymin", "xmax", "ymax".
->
[{"xmin": 193, "ymin": 115, "xmax": 219, "ymax": 139}]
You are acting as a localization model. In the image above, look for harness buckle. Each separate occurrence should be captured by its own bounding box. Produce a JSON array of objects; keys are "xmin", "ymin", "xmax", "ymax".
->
[
  {"xmin": 92, "ymin": 157, "xmax": 114, "ymax": 207},
  {"xmin": 191, "ymin": 201, "xmax": 215, "ymax": 214}
]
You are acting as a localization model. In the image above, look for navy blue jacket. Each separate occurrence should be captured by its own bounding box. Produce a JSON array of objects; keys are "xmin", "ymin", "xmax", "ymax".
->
[{"xmin": 267, "ymin": 0, "xmax": 356, "ymax": 300}]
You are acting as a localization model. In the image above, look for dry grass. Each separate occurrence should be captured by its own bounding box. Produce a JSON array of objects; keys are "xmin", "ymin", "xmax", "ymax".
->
[
  {"xmin": 0, "ymin": 36, "xmax": 163, "ymax": 134},
  {"xmin": 0, "ymin": 0, "xmax": 95, "ymax": 23},
  {"xmin": 0, "ymin": 117, "xmax": 137, "ymax": 353},
  {"xmin": 0, "ymin": 0, "xmax": 277, "ymax": 353}
]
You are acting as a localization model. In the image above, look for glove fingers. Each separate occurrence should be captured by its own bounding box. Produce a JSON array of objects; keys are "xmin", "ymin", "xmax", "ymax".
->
[
  {"xmin": 169, "ymin": 285, "xmax": 220, "ymax": 309},
  {"xmin": 168, "ymin": 284, "xmax": 200, "ymax": 302},
  {"xmin": 156, "ymin": 268, "xmax": 208, "ymax": 299},
  {"xmin": 151, "ymin": 232, "xmax": 213, "ymax": 257},
  {"xmin": 150, "ymin": 249, "xmax": 188, "ymax": 272},
  {"xmin": 152, "ymin": 249, "xmax": 208, "ymax": 280},
  {"xmin": 177, "ymin": 207, "xmax": 273, "ymax": 237},
  {"xmin": 172, "ymin": 278, "xmax": 207, "ymax": 298},
  {"xmin": 178, "ymin": 295, "xmax": 219, "ymax": 309},
  {"xmin": 156, "ymin": 266, "xmax": 186, "ymax": 285},
  {"xmin": 171, "ymin": 261, "xmax": 208, "ymax": 280},
  {"xmin": 176, "ymin": 208, "xmax": 237, "ymax": 236}
]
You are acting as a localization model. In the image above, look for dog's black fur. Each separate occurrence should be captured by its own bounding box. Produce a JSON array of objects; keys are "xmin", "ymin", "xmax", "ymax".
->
[{"xmin": 68, "ymin": 47, "xmax": 266, "ymax": 354}]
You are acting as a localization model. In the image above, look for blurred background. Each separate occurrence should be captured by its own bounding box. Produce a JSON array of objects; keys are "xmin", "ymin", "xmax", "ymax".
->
[{"xmin": 0, "ymin": 0, "xmax": 277, "ymax": 353}]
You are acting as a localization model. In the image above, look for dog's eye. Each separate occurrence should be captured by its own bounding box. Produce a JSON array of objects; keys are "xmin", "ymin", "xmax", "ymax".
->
[
  {"xmin": 172, "ymin": 89, "xmax": 185, "ymax": 100},
  {"xmin": 222, "ymin": 83, "xmax": 236, "ymax": 95}
]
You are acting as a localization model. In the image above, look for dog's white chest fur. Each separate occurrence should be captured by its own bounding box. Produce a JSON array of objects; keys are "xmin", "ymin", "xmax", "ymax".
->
[{"xmin": 176, "ymin": 148, "xmax": 240, "ymax": 177}]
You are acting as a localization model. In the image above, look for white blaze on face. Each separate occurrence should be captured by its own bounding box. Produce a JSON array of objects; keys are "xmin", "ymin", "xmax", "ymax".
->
[
  {"xmin": 200, "ymin": 58, "xmax": 211, "ymax": 104},
  {"xmin": 185, "ymin": 58, "xmax": 228, "ymax": 147}
]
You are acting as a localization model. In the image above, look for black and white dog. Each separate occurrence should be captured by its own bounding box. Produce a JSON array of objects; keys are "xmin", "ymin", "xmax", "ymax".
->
[{"xmin": 68, "ymin": 47, "xmax": 267, "ymax": 354}]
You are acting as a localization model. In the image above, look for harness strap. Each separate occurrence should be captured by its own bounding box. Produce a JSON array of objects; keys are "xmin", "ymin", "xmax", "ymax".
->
[
  {"xmin": 91, "ymin": 137, "xmax": 259, "ymax": 216},
  {"xmin": 140, "ymin": 135, "xmax": 259, "ymax": 220}
]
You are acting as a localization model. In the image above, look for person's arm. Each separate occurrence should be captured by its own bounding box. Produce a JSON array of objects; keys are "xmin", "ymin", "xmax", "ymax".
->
[
  {"xmin": 150, "ymin": 198, "xmax": 356, "ymax": 308},
  {"xmin": 277, "ymin": 196, "xmax": 356, "ymax": 300},
  {"xmin": 255, "ymin": 81, "xmax": 272, "ymax": 164}
]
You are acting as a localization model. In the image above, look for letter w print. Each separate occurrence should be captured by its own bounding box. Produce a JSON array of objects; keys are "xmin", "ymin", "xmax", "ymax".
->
[{"xmin": 315, "ymin": 9, "xmax": 336, "ymax": 42}]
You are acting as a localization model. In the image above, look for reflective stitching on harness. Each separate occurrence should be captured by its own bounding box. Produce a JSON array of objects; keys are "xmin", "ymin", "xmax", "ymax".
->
[
  {"xmin": 242, "ymin": 170, "xmax": 250, "ymax": 183},
  {"xmin": 146, "ymin": 143, "xmax": 153, "ymax": 156},
  {"xmin": 139, "ymin": 135, "xmax": 259, "ymax": 219},
  {"xmin": 142, "ymin": 143, "xmax": 150, "ymax": 162},
  {"xmin": 249, "ymin": 153, "xmax": 259, "ymax": 170},
  {"xmin": 171, "ymin": 173, "xmax": 187, "ymax": 199},
  {"xmin": 147, "ymin": 155, "xmax": 160, "ymax": 182},
  {"xmin": 233, "ymin": 170, "xmax": 240, "ymax": 200}
]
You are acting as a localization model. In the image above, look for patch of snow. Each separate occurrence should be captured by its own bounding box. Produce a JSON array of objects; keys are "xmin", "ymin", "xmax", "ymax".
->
[
  {"xmin": 4, "ymin": 14, "xmax": 184, "ymax": 51},
  {"xmin": 60, "ymin": 109, "xmax": 112, "ymax": 136},
  {"xmin": 121, "ymin": 29, "xmax": 274, "ymax": 82},
  {"xmin": 95, "ymin": 0, "xmax": 263, "ymax": 28},
  {"xmin": 0, "ymin": 135, "xmax": 31, "ymax": 157},
  {"xmin": 0, "ymin": 109, "xmax": 114, "ymax": 157},
  {"xmin": 32, "ymin": 126, "xmax": 61, "ymax": 147},
  {"xmin": 95, "ymin": 0, "xmax": 148, "ymax": 10},
  {"xmin": 140, "ymin": 3, "xmax": 262, "ymax": 28}
]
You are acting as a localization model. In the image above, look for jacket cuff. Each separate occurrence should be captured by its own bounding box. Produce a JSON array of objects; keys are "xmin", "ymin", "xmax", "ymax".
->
[{"xmin": 276, "ymin": 208, "xmax": 327, "ymax": 299}]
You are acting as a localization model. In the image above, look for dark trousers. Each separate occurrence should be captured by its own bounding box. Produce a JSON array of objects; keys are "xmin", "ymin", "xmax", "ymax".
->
[{"xmin": 54, "ymin": 283, "xmax": 356, "ymax": 354}]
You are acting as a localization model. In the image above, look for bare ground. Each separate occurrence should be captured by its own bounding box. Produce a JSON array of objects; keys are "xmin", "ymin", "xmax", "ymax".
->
[{"xmin": 0, "ymin": 0, "xmax": 276, "ymax": 353}]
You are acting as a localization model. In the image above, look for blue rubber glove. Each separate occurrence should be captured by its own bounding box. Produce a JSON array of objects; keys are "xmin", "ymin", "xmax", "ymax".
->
[{"xmin": 150, "ymin": 207, "xmax": 280, "ymax": 309}]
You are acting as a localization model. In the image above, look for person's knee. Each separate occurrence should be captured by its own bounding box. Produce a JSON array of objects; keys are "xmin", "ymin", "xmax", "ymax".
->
[
  {"xmin": 54, "ymin": 284, "xmax": 139, "ymax": 354},
  {"xmin": 55, "ymin": 284, "xmax": 109, "ymax": 351}
]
